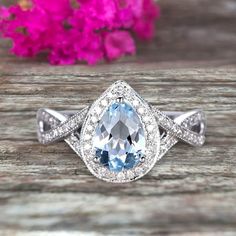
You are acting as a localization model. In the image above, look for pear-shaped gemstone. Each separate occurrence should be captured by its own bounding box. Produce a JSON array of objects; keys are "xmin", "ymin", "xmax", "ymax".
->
[{"xmin": 93, "ymin": 101, "xmax": 145, "ymax": 172}]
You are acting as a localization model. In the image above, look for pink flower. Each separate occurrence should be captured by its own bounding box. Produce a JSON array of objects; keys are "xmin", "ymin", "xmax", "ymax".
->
[
  {"xmin": 75, "ymin": 31, "xmax": 104, "ymax": 65},
  {"xmin": 133, "ymin": 0, "xmax": 160, "ymax": 40},
  {"xmin": 0, "ymin": 6, "xmax": 10, "ymax": 20},
  {"xmin": 48, "ymin": 29, "xmax": 78, "ymax": 65},
  {"xmin": 104, "ymin": 31, "xmax": 135, "ymax": 60},
  {"xmin": 33, "ymin": 0, "xmax": 72, "ymax": 21},
  {"xmin": 0, "ymin": 0, "xmax": 160, "ymax": 65}
]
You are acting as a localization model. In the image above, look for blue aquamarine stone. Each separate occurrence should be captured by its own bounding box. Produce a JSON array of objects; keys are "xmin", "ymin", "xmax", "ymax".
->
[{"xmin": 93, "ymin": 101, "xmax": 145, "ymax": 172}]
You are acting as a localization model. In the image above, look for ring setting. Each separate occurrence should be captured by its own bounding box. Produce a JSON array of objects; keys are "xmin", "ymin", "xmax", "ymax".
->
[{"xmin": 37, "ymin": 81, "xmax": 206, "ymax": 183}]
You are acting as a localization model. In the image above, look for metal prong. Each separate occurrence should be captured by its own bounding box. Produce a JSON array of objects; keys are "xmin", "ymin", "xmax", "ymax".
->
[
  {"xmin": 116, "ymin": 97, "xmax": 124, "ymax": 103},
  {"xmin": 141, "ymin": 156, "xmax": 146, "ymax": 163},
  {"xmin": 93, "ymin": 157, "xmax": 100, "ymax": 163}
]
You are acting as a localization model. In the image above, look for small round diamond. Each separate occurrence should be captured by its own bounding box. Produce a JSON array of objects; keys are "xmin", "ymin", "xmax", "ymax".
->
[
  {"xmin": 135, "ymin": 167, "xmax": 143, "ymax": 176},
  {"xmin": 147, "ymin": 125, "xmax": 154, "ymax": 132},
  {"xmin": 84, "ymin": 143, "xmax": 91, "ymax": 150},
  {"xmin": 95, "ymin": 106, "xmax": 102, "ymax": 114},
  {"xmin": 143, "ymin": 116, "xmax": 150, "ymax": 123},
  {"xmin": 84, "ymin": 134, "xmax": 91, "ymax": 141},
  {"xmin": 127, "ymin": 170, "xmax": 135, "ymax": 179},
  {"xmin": 132, "ymin": 100, "xmax": 139, "ymax": 107},
  {"xmin": 91, "ymin": 116, "xmax": 98, "ymax": 123},
  {"xmin": 108, "ymin": 92, "xmax": 114, "ymax": 99},
  {"xmin": 138, "ymin": 107, "xmax": 145, "ymax": 114},
  {"xmin": 101, "ymin": 99, "xmax": 108, "ymax": 107},
  {"xmin": 87, "ymin": 125, "xmax": 93, "ymax": 131},
  {"xmin": 117, "ymin": 172, "xmax": 125, "ymax": 181}
]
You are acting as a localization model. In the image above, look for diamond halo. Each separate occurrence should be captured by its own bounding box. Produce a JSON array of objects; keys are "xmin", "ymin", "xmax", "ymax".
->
[{"xmin": 80, "ymin": 81, "xmax": 160, "ymax": 183}]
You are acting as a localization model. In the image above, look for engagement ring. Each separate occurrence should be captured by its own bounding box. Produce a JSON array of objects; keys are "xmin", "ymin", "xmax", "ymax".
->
[{"xmin": 37, "ymin": 81, "xmax": 206, "ymax": 183}]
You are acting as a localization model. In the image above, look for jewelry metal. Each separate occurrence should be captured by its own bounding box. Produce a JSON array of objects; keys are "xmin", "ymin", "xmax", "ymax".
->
[{"xmin": 37, "ymin": 80, "xmax": 206, "ymax": 183}]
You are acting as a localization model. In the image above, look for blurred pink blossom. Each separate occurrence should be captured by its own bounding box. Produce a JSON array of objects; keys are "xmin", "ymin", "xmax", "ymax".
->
[{"xmin": 0, "ymin": 0, "xmax": 160, "ymax": 65}]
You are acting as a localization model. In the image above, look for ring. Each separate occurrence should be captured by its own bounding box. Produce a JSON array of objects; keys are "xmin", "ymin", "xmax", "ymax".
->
[{"xmin": 37, "ymin": 80, "xmax": 207, "ymax": 183}]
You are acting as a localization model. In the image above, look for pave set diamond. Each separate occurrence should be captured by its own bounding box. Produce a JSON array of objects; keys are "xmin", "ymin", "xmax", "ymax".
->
[
  {"xmin": 37, "ymin": 80, "xmax": 206, "ymax": 183},
  {"xmin": 153, "ymin": 108, "xmax": 206, "ymax": 147}
]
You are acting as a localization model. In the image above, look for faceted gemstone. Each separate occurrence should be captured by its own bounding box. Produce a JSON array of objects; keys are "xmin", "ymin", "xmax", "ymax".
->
[{"xmin": 93, "ymin": 101, "xmax": 145, "ymax": 172}]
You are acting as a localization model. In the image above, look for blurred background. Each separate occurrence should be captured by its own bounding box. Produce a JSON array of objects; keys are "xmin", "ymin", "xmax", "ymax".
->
[{"xmin": 1, "ymin": 0, "xmax": 236, "ymax": 67}]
